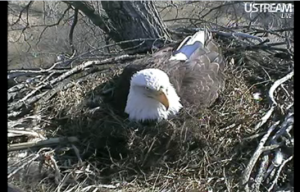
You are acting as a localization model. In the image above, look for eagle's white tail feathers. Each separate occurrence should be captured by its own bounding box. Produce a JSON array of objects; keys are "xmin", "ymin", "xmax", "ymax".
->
[
  {"xmin": 185, "ymin": 31, "xmax": 206, "ymax": 46},
  {"xmin": 169, "ymin": 30, "xmax": 209, "ymax": 61},
  {"xmin": 175, "ymin": 36, "xmax": 191, "ymax": 51}
]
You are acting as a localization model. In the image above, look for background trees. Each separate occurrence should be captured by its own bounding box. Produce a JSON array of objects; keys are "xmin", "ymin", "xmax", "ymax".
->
[{"xmin": 8, "ymin": 1, "xmax": 293, "ymax": 69}]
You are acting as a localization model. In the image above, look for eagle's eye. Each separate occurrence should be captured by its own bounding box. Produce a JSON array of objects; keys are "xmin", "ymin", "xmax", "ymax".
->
[{"xmin": 145, "ymin": 86, "xmax": 150, "ymax": 90}]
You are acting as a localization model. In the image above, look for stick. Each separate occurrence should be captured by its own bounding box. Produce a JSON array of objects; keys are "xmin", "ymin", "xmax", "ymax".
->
[
  {"xmin": 9, "ymin": 55, "xmax": 142, "ymax": 111},
  {"xmin": 8, "ymin": 136, "xmax": 79, "ymax": 151},
  {"xmin": 269, "ymin": 112, "xmax": 294, "ymax": 145},
  {"xmin": 255, "ymin": 106, "xmax": 275, "ymax": 131},
  {"xmin": 8, "ymin": 154, "xmax": 40, "ymax": 179},
  {"xmin": 241, "ymin": 121, "xmax": 280, "ymax": 191},
  {"xmin": 253, "ymin": 154, "xmax": 269, "ymax": 191},
  {"xmin": 8, "ymin": 130, "xmax": 46, "ymax": 139},
  {"xmin": 243, "ymin": 132, "xmax": 266, "ymax": 141},
  {"xmin": 8, "ymin": 69, "xmax": 68, "ymax": 78},
  {"xmin": 267, "ymin": 155, "xmax": 293, "ymax": 192},
  {"xmin": 175, "ymin": 27, "xmax": 263, "ymax": 42},
  {"xmin": 49, "ymin": 155, "xmax": 61, "ymax": 184},
  {"xmin": 269, "ymin": 70, "xmax": 294, "ymax": 106},
  {"xmin": 72, "ymin": 144, "xmax": 83, "ymax": 165}
]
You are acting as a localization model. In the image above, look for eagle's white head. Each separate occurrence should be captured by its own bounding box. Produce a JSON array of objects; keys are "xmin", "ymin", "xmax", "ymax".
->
[{"xmin": 125, "ymin": 68, "xmax": 182, "ymax": 122}]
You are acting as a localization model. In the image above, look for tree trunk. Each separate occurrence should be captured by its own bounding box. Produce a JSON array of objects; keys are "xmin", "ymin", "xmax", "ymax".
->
[
  {"xmin": 101, "ymin": 1, "xmax": 170, "ymax": 53},
  {"xmin": 66, "ymin": 1, "xmax": 170, "ymax": 54}
]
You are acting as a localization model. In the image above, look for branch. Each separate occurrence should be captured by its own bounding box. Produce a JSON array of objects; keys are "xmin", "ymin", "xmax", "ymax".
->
[
  {"xmin": 267, "ymin": 155, "xmax": 293, "ymax": 191},
  {"xmin": 8, "ymin": 55, "xmax": 143, "ymax": 111},
  {"xmin": 11, "ymin": 1, "xmax": 33, "ymax": 26},
  {"xmin": 8, "ymin": 130, "xmax": 46, "ymax": 139},
  {"xmin": 269, "ymin": 112, "xmax": 294, "ymax": 146},
  {"xmin": 8, "ymin": 136, "xmax": 79, "ymax": 152},
  {"xmin": 255, "ymin": 106, "xmax": 275, "ymax": 131},
  {"xmin": 36, "ymin": 5, "xmax": 72, "ymax": 45},
  {"xmin": 254, "ymin": 70, "xmax": 294, "ymax": 131},
  {"xmin": 8, "ymin": 69, "xmax": 68, "ymax": 79},
  {"xmin": 175, "ymin": 27, "xmax": 263, "ymax": 43},
  {"xmin": 69, "ymin": 8, "xmax": 79, "ymax": 54},
  {"xmin": 241, "ymin": 121, "xmax": 280, "ymax": 191},
  {"xmin": 7, "ymin": 153, "xmax": 40, "ymax": 179},
  {"xmin": 202, "ymin": 2, "xmax": 239, "ymax": 19},
  {"xmin": 63, "ymin": 1, "xmax": 110, "ymax": 33},
  {"xmin": 269, "ymin": 70, "xmax": 294, "ymax": 106},
  {"xmin": 253, "ymin": 154, "xmax": 269, "ymax": 191}
]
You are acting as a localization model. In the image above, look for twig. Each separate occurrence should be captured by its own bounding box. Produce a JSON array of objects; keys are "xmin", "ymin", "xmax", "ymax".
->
[
  {"xmin": 250, "ymin": 27, "xmax": 294, "ymax": 39},
  {"xmin": 8, "ymin": 69, "xmax": 68, "ymax": 76},
  {"xmin": 36, "ymin": 72, "xmax": 56, "ymax": 87},
  {"xmin": 36, "ymin": 69, "xmax": 106, "ymax": 104},
  {"xmin": 69, "ymin": 8, "xmax": 78, "ymax": 54},
  {"xmin": 223, "ymin": 167, "xmax": 232, "ymax": 192},
  {"xmin": 8, "ymin": 153, "xmax": 37, "ymax": 173},
  {"xmin": 49, "ymin": 154, "xmax": 61, "ymax": 184},
  {"xmin": 255, "ymin": 106, "xmax": 275, "ymax": 131},
  {"xmin": 268, "ymin": 155, "xmax": 293, "ymax": 192},
  {"xmin": 9, "ymin": 54, "xmax": 142, "ymax": 111},
  {"xmin": 165, "ymin": 18, "xmax": 232, "ymax": 31},
  {"xmin": 8, "ymin": 130, "xmax": 46, "ymax": 139},
  {"xmin": 81, "ymin": 184, "xmax": 117, "ymax": 191},
  {"xmin": 72, "ymin": 144, "xmax": 83, "ymax": 165},
  {"xmin": 243, "ymin": 132, "xmax": 266, "ymax": 141},
  {"xmin": 8, "ymin": 136, "xmax": 79, "ymax": 151},
  {"xmin": 241, "ymin": 121, "xmax": 280, "ymax": 191},
  {"xmin": 264, "ymin": 150, "xmax": 286, "ymax": 182},
  {"xmin": 142, "ymin": 137, "xmax": 157, "ymax": 167},
  {"xmin": 269, "ymin": 112, "xmax": 294, "ymax": 145},
  {"xmin": 7, "ymin": 153, "xmax": 39, "ymax": 179},
  {"xmin": 36, "ymin": 5, "xmax": 71, "ymax": 45},
  {"xmin": 202, "ymin": 2, "xmax": 238, "ymax": 19},
  {"xmin": 9, "ymin": 91, "xmax": 48, "ymax": 114},
  {"xmin": 269, "ymin": 70, "xmax": 294, "ymax": 106},
  {"xmin": 11, "ymin": 1, "xmax": 33, "ymax": 26},
  {"xmin": 262, "ymin": 145, "xmax": 281, "ymax": 152},
  {"xmin": 85, "ymin": 38, "xmax": 172, "ymax": 55},
  {"xmin": 176, "ymin": 27, "xmax": 263, "ymax": 42},
  {"xmin": 253, "ymin": 154, "xmax": 269, "ymax": 191},
  {"xmin": 8, "ymin": 83, "xmax": 26, "ymax": 93}
]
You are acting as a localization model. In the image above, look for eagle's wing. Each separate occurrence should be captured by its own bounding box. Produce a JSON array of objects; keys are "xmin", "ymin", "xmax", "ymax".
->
[{"xmin": 161, "ymin": 32, "xmax": 226, "ymax": 107}]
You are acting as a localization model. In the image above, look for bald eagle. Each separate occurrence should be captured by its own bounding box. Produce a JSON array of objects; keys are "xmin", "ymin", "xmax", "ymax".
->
[{"xmin": 111, "ymin": 30, "xmax": 225, "ymax": 122}]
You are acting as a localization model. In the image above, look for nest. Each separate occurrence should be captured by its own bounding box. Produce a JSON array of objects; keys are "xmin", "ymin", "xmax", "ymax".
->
[{"xmin": 8, "ymin": 29, "xmax": 293, "ymax": 192}]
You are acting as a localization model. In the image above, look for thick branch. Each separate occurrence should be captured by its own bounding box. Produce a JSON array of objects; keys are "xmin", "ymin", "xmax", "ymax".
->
[
  {"xmin": 8, "ymin": 136, "xmax": 79, "ymax": 152},
  {"xmin": 63, "ymin": 1, "xmax": 109, "ymax": 33},
  {"xmin": 241, "ymin": 121, "xmax": 280, "ymax": 190},
  {"xmin": 69, "ymin": 8, "xmax": 78, "ymax": 54}
]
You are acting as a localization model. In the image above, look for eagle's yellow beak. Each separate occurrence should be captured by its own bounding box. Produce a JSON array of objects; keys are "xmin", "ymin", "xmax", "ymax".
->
[{"xmin": 154, "ymin": 90, "xmax": 169, "ymax": 110}]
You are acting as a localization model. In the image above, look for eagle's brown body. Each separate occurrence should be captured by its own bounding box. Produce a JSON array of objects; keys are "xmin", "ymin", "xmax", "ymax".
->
[{"xmin": 111, "ymin": 33, "xmax": 225, "ymax": 114}]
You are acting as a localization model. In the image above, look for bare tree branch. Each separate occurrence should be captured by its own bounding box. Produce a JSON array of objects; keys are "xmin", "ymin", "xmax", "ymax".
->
[
  {"xmin": 69, "ymin": 7, "xmax": 78, "ymax": 54},
  {"xmin": 11, "ymin": 1, "xmax": 33, "ymax": 26},
  {"xmin": 36, "ymin": 5, "xmax": 71, "ymax": 45}
]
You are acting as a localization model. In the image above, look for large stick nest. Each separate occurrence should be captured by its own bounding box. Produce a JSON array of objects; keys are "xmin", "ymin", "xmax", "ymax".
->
[{"xmin": 8, "ymin": 18, "xmax": 293, "ymax": 192}]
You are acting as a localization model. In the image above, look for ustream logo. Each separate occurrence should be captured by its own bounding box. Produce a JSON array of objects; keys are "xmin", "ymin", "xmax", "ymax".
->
[{"xmin": 244, "ymin": 3, "xmax": 294, "ymax": 18}]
